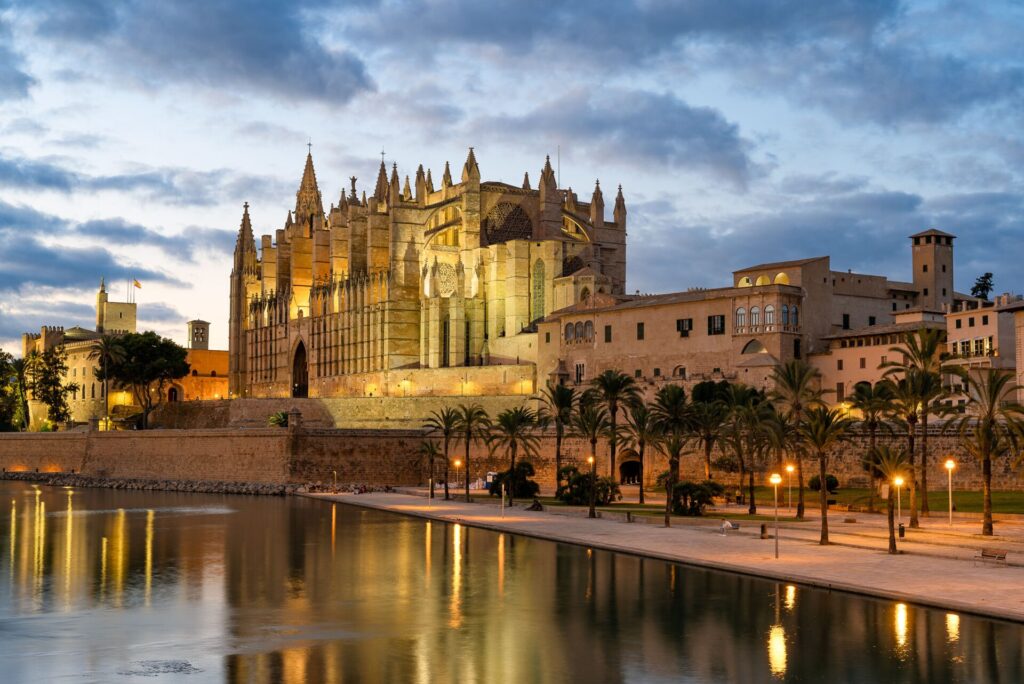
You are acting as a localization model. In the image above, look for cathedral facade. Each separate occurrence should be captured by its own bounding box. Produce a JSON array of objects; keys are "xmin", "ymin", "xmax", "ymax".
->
[{"xmin": 228, "ymin": 149, "xmax": 628, "ymax": 399}]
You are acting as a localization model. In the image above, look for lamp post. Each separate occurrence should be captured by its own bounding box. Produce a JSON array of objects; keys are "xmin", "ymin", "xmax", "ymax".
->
[
  {"xmin": 587, "ymin": 455, "xmax": 597, "ymax": 519},
  {"xmin": 785, "ymin": 464, "xmax": 794, "ymax": 512},
  {"xmin": 945, "ymin": 459, "xmax": 956, "ymax": 526},
  {"xmin": 770, "ymin": 473, "xmax": 782, "ymax": 559},
  {"xmin": 894, "ymin": 476, "xmax": 904, "ymax": 526},
  {"xmin": 454, "ymin": 459, "xmax": 462, "ymax": 494}
]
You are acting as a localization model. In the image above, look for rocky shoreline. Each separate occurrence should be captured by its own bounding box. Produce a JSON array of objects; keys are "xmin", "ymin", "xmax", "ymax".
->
[{"xmin": 0, "ymin": 471, "xmax": 395, "ymax": 496}]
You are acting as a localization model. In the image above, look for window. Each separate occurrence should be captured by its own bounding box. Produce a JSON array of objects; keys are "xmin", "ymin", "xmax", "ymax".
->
[
  {"xmin": 574, "ymin": 363, "xmax": 585, "ymax": 384},
  {"xmin": 960, "ymin": 340, "xmax": 970, "ymax": 357},
  {"xmin": 634, "ymin": 369, "xmax": 642, "ymax": 378},
  {"xmin": 565, "ymin": 324, "xmax": 575, "ymax": 342},
  {"xmin": 881, "ymin": 355, "xmax": 887, "ymax": 365},
  {"xmin": 955, "ymin": 319, "xmax": 962, "ymax": 329},
  {"xmin": 837, "ymin": 359, "xmax": 844, "ymax": 371},
  {"xmin": 676, "ymin": 318, "xmax": 693, "ymax": 337},
  {"xmin": 924, "ymin": 288, "xmax": 929, "ymax": 296},
  {"xmin": 750, "ymin": 306, "xmax": 761, "ymax": 327},
  {"xmin": 673, "ymin": 366, "xmax": 686, "ymax": 379},
  {"xmin": 842, "ymin": 313, "xmax": 850, "ymax": 330},
  {"xmin": 794, "ymin": 338, "xmax": 802, "ymax": 359},
  {"xmin": 91, "ymin": 384, "xmax": 95, "ymax": 399},
  {"xmin": 735, "ymin": 307, "xmax": 746, "ymax": 328},
  {"xmin": 764, "ymin": 305, "xmax": 775, "ymax": 326},
  {"xmin": 604, "ymin": 325, "xmax": 612, "ymax": 343},
  {"xmin": 869, "ymin": 316, "xmax": 876, "ymax": 326},
  {"xmin": 974, "ymin": 338, "xmax": 985, "ymax": 356},
  {"xmin": 942, "ymin": 265, "xmax": 946, "ymax": 272},
  {"xmin": 211, "ymin": 370, "xmax": 217, "ymax": 377},
  {"xmin": 969, "ymin": 317, "xmax": 975, "ymax": 328},
  {"xmin": 708, "ymin": 315, "xmax": 725, "ymax": 335},
  {"xmin": 923, "ymin": 264, "xmax": 928, "ymax": 273},
  {"xmin": 982, "ymin": 315, "xmax": 989, "ymax": 325},
  {"xmin": 782, "ymin": 305, "xmax": 789, "ymax": 325},
  {"xmin": 636, "ymin": 322, "xmax": 645, "ymax": 340},
  {"xmin": 859, "ymin": 357, "xmax": 866, "ymax": 369},
  {"xmin": 575, "ymin": 322, "xmax": 584, "ymax": 340},
  {"xmin": 892, "ymin": 302, "xmax": 897, "ymax": 311},
  {"xmin": 654, "ymin": 368, "xmax": 661, "ymax": 377},
  {"xmin": 545, "ymin": 332, "xmax": 550, "ymax": 344},
  {"xmin": 836, "ymin": 383, "xmax": 845, "ymax": 401},
  {"xmin": 584, "ymin": 321, "xmax": 594, "ymax": 340},
  {"xmin": 791, "ymin": 306, "xmax": 799, "ymax": 327},
  {"xmin": 942, "ymin": 288, "xmax": 947, "ymax": 296}
]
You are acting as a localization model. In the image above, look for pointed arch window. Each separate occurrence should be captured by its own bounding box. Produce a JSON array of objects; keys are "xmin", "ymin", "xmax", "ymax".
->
[
  {"xmin": 791, "ymin": 306, "xmax": 799, "ymax": 327},
  {"xmin": 782, "ymin": 305, "xmax": 790, "ymax": 326}
]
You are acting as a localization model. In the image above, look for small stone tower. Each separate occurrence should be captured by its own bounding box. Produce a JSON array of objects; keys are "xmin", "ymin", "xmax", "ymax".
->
[
  {"xmin": 188, "ymin": 320, "xmax": 210, "ymax": 350},
  {"xmin": 911, "ymin": 229, "xmax": 955, "ymax": 311}
]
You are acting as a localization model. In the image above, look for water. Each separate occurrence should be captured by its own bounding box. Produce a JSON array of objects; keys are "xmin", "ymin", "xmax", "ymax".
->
[{"xmin": 0, "ymin": 482, "xmax": 1021, "ymax": 683}]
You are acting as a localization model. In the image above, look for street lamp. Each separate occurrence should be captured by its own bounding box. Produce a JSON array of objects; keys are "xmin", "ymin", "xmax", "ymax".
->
[
  {"xmin": 454, "ymin": 459, "xmax": 462, "ymax": 490},
  {"xmin": 587, "ymin": 455, "xmax": 597, "ymax": 519},
  {"xmin": 894, "ymin": 476, "xmax": 904, "ymax": 526},
  {"xmin": 945, "ymin": 459, "xmax": 956, "ymax": 526},
  {"xmin": 785, "ymin": 464, "xmax": 795, "ymax": 512},
  {"xmin": 770, "ymin": 473, "xmax": 782, "ymax": 559}
]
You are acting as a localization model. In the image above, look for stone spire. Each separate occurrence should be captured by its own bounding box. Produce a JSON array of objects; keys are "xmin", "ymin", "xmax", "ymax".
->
[
  {"xmin": 415, "ymin": 164, "xmax": 427, "ymax": 203},
  {"xmin": 349, "ymin": 176, "xmax": 358, "ymax": 202},
  {"xmin": 233, "ymin": 202, "xmax": 257, "ymax": 276},
  {"xmin": 613, "ymin": 184, "xmax": 627, "ymax": 229},
  {"xmin": 522, "ymin": 171, "xmax": 531, "ymax": 190},
  {"xmin": 442, "ymin": 161, "xmax": 452, "ymax": 188},
  {"xmin": 461, "ymin": 147, "xmax": 480, "ymax": 183},
  {"xmin": 590, "ymin": 180, "xmax": 604, "ymax": 228},
  {"xmin": 426, "ymin": 168, "xmax": 435, "ymax": 193},
  {"xmin": 373, "ymin": 160, "xmax": 389, "ymax": 200},
  {"xmin": 539, "ymin": 155, "xmax": 557, "ymax": 205},
  {"xmin": 294, "ymin": 150, "xmax": 324, "ymax": 227},
  {"xmin": 402, "ymin": 175, "xmax": 413, "ymax": 201},
  {"xmin": 389, "ymin": 163, "xmax": 401, "ymax": 203},
  {"xmin": 564, "ymin": 186, "xmax": 577, "ymax": 212}
]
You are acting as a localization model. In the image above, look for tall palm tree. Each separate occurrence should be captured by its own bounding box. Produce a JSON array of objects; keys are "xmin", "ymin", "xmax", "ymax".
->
[
  {"xmin": 10, "ymin": 357, "xmax": 31, "ymax": 431},
  {"xmin": 590, "ymin": 370, "xmax": 641, "ymax": 476},
  {"xmin": 620, "ymin": 401, "xmax": 661, "ymax": 504},
  {"xmin": 424, "ymin": 406, "xmax": 460, "ymax": 499},
  {"xmin": 722, "ymin": 384, "xmax": 769, "ymax": 515},
  {"xmin": 848, "ymin": 380, "xmax": 895, "ymax": 512},
  {"xmin": 872, "ymin": 446, "xmax": 910, "ymax": 554},
  {"xmin": 690, "ymin": 398, "xmax": 729, "ymax": 480},
  {"xmin": 488, "ymin": 407, "xmax": 541, "ymax": 497},
  {"xmin": 887, "ymin": 374, "xmax": 924, "ymax": 528},
  {"xmin": 799, "ymin": 406, "xmax": 854, "ymax": 545},
  {"xmin": 882, "ymin": 327, "xmax": 946, "ymax": 516},
  {"xmin": 88, "ymin": 334, "xmax": 126, "ymax": 428},
  {"xmin": 569, "ymin": 398, "xmax": 610, "ymax": 519},
  {"xmin": 538, "ymin": 382, "xmax": 578, "ymax": 492},
  {"xmin": 454, "ymin": 403, "xmax": 491, "ymax": 503},
  {"xmin": 948, "ymin": 368, "xmax": 1024, "ymax": 536},
  {"xmin": 770, "ymin": 359, "xmax": 824, "ymax": 519},
  {"xmin": 651, "ymin": 384, "xmax": 690, "ymax": 527},
  {"xmin": 419, "ymin": 440, "xmax": 443, "ymax": 496}
]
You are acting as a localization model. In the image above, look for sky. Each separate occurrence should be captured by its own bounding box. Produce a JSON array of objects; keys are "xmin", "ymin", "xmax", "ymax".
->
[{"xmin": 0, "ymin": 0, "xmax": 1022, "ymax": 354}]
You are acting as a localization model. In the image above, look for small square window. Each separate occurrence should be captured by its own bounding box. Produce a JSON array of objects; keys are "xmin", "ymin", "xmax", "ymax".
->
[
  {"xmin": 634, "ymin": 369, "xmax": 642, "ymax": 378},
  {"xmin": 982, "ymin": 315, "xmax": 989, "ymax": 325},
  {"xmin": 969, "ymin": 317, "xmax": 975, "ymax": 328},
  {"xmin": 869, "ymin": 316, "xmax": 876, "ymax": 326},
  {"xmin": 955, "ymin": 319, "xmax": 962, "ymax": 329},
  {"xmin": 653, "ymin": 368, "xmax": 661, "ymax": 377},
  {"xmin": 636, "ymin": 322, "xmax": 645, "ymax": 340},
  {"xmin": 859, "ymin": 357, "xmax": 866, "ymax": 369}
]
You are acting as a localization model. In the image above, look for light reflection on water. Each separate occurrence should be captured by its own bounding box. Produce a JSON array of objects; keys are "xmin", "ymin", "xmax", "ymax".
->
[{"xmin": 0, "ymin": 481, "xmax": 1022, "ymax": 683}]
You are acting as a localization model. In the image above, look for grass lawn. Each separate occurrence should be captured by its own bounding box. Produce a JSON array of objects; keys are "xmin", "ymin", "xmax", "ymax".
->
[{"xmin": 745, "ymin": 485, "xmax": 1024, "ymax": 515}]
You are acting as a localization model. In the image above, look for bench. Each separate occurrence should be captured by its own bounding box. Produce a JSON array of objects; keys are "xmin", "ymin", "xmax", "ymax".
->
[
  {"xmin": 975, "ymin": 548, "xmax": 1009, "ymax": 566},
  {"xmin": 719, "ymin": 520, "xmax": 740, "ymax": 536}
]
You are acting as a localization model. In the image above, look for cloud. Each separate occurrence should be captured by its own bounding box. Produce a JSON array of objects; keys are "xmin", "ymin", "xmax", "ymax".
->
[
  {"xmin": 0, "ymin": 150, "xmax": 290, "ymax": 206},
  {"xmin": 0, "ymin": 16, "xmax": 35, "ymax": 100},
  {"xmin": 74, "ymin": 219, "xmax": 236, "ymax": 260},
  {"xmin": 472, "ymin": 89, "xmax": 757, "ymax": 188},
  {"xmin": 21, "ymin": 0, "xmax": 374, "ymax": 104}
]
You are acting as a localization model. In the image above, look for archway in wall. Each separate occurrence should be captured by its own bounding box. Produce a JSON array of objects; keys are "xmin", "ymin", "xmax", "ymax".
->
[
  {"xmin": 168, "ymin": 387, "xmax": 179, "ymax": 402},
  {"xmin": 292, "ymin": 341, "xmax": 309, "ymax": 398},
  {"xmin": 619, "ymin": 460, "xmax": 641, "ymax": 485},
  {"xmin": 742, "ymin": 339, "xmax": 768, "ymax": 354}
]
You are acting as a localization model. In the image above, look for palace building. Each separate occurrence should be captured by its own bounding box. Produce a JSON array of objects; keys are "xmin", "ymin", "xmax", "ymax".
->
[{"xmin": 228, "ymin": 149, "xmax": 628, "ymax": 399}]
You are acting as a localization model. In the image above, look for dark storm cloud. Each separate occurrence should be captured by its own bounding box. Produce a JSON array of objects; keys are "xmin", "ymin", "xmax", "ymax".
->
[
  {"xmin": 626, "ymin": 182, "xmax": 1024, "ymax": 295},
  {"xmin": 473, "ymin": 89, "xmax": 757, "ymax": 189},
  {"xmin": 0, "ymin": 300, "xmax": 97, "ymax": 339},
  {"xmin": 21, "ymin": 0, "xmax": 373, "ymax": 103},
  {"xmin": 75, "ymin": 219, "xmax": 235, "ymax": 259},
  {"xmin": 0, "ymin": 151, "xmax": 289, "ymax": 206}
]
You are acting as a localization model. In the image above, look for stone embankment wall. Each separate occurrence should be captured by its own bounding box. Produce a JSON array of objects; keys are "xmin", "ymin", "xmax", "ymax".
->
[{"xmin": 0, "ymin": 424, "xmax": 1021, "ymax": 493}]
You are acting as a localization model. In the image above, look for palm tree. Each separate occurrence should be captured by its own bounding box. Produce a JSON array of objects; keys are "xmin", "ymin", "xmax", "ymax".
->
[
  {"xmin": 488, "ymin": 407, "xmax": 541, "ymax": 498},
  {"xmin": 948, "ymin": 369, "xmax": 1024, "ymax": 536},
  {"xmin": 87, "ymin": 334, "xmax": 126, "ymax": 428},
  {"xmin": 620, "ymin": 401, "xmax": 661, "ymax": 504},
  {"xmin": 690, "ymin": 398, "xmax": 729, "ymax": 480},
  {"xmin": 424, "ymin": 407, "xmax": 460, "ymax": 499},
  {"xmin": 454, "ymin": 403, "xmax": 491, "ymax": 503},
  {"xmin": 882, "ymin": 327, "xmax": 946, "ymax": 516},
  {"xmin": 887, "ymin": 374, "xmax": 924, "ymax": 528},
  {"xmin": 569, "ymin": 398, "xmax": 610, "ymax": 519},
  {"xmin": 722, "ymin": 384, "xmax": 769, "ymax": 515},
  {"xmin": 590, "ymin": 370, "xmax": 641, "ymax": 476},
  {"xmin": 419, "ymin": 440, "xmax": 443, "ymax": 496},
  {"xmin": 10, "ymin": 357, "xmax": 31, "ymax": 430},
  {"xmin": 538, "ymin": 382, "xmax": 578, "ymax": 492},
  {"xmin": 848, "ymin": 380, "xmax": 895, "ymax": 512},
  {"xmin": 872, "ymin": 446, "xmax": 910, "ymax": 554},
  {"xmin": 651, "ymin": 384, "xmax": 690, "ymax": 527},
  {"xmin": 799, "ymin": 406, "xmax": 854, "ymax": 545},
  {"xmin": 770, "ymin": 359, "xmax": 824, "ymax": 519}
]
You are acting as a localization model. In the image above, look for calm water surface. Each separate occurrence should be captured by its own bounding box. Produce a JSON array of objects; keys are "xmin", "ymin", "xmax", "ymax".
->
[{"xmin": 0, "ymin": 482, "xmax": 1022, "ymax": 683}]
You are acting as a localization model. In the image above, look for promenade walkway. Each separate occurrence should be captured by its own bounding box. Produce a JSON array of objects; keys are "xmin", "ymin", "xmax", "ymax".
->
[{"xmin": 307, "ymin": 490, "xmax": 1024, "ymax": 623}]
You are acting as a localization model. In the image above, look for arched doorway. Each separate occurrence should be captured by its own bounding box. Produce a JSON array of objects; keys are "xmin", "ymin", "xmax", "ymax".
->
[
  {"xmin": 168, "ymin": 387, "xmax": 179, "ymax": 402},
  {"xmin": 619, "ymin": 460, "xmax": 641, "ymax": 485},
  {"xmin": 292, "ymin": 341, "xmax": 309, "ymax": 398}
]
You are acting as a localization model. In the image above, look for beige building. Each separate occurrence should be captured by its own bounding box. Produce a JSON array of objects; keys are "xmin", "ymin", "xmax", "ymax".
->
[
  {"xmin": 943, "ymin": 294, "xmax": 1020, "ymax": 409},
  {"xmin": 228, "ymin": 149, "xmax": 627, "ymax": 399}
]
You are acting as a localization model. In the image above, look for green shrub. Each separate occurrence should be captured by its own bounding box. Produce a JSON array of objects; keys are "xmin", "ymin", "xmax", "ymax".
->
[
  {"xmin": 555, "ymin": 466, "xmax": 621, "ymax": 506},
  {"xmin": 809, "ymin": 474, "xmax": 839, "ymax": 493},
  {"xmin": 267, "ymin": 411, "xmax": 289, "ymax": 427},
  {"xmin": 489, "ymin": 461, "xmax": 540, "ymax": 499},
  {"xmin": 671, "ymin": 480, "xmax": 725, "ymax": 516}
]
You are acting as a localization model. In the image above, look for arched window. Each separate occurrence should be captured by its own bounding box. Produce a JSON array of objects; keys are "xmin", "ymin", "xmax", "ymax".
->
[
  {"xmin": 755, "ymin": 275, "xmax": 771, "ymax": 286},
  {"xmin": 583, "ymin": 321, "xmax": 594, "ymax": 340},
  {"xmin": 210, "ymin": 370, "xmax": 217, "ymax": 377},
  {"xmin": 735, "ymin": 307, "xmax": 746, "ymax": 328},
  {"xmin": 574, "ymin": 322, "xmax": 584, "ymax": 340},
  {"xmin": 673, "ymin": 366, "xmax": 687, "ymax": 379},
  {"xmin": 750, "ymin": 306, "xmax": 761, "ymax": 327},
  {"xmin": 792, "ymin": 306, "xmax": 799, "ymax": 327},
  {"xmin": 565, "ymin": 323, "xmax": 575, "ymax": 342},
  {"xmin": 782, "ymin": 304, "xmax": 789, "ymax": 325},
  {"xmin": 742, "ymin": 339, "xmax": 768, "ymax": 354},
  {"xmin": 580, "ymin": 287, "xmax": 591, "ymax": 302},
  {"xmin": 774, "ymin": 272, "xmax": 790, "ymax": 285},
  {"xmin": 738, "ymin": 276, "xmax": 753, "ymax": 287},
  {"xmin": 764, "ymin": 305, "xmax": 775, "ymax": 326}
]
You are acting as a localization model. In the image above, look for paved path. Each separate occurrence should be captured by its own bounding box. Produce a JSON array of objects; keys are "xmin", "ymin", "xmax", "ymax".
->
[{"xmin": 306, "ymin": 491, "xmax": 1024, "ymax": 623}]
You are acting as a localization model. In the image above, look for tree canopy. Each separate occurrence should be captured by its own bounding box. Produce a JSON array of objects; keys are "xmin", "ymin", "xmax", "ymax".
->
[{"xmin": 105, "ymin": 331, "xmax": 189, "ymax": 428}]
